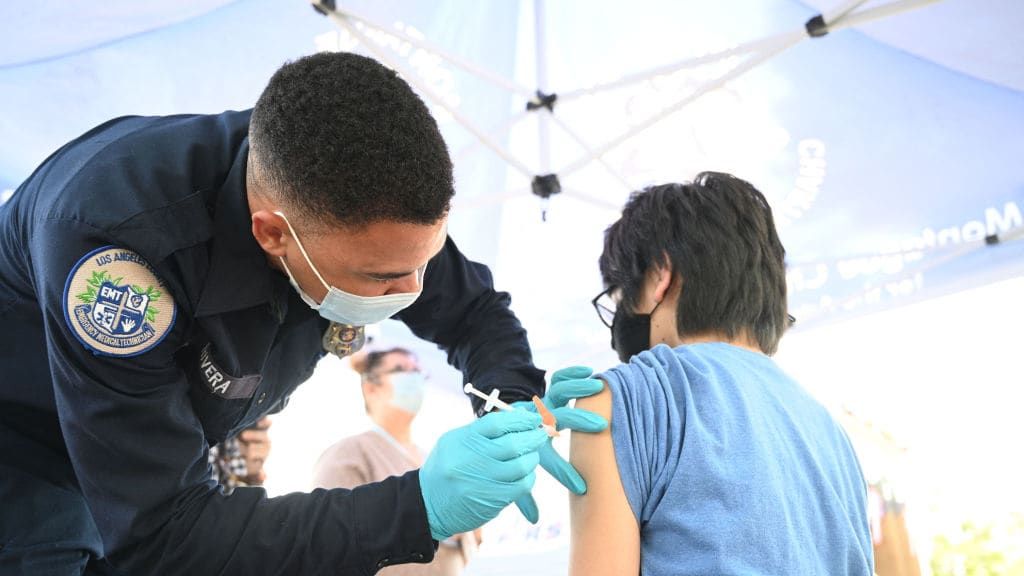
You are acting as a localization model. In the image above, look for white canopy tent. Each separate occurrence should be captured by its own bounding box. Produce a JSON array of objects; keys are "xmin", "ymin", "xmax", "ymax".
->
[{"xmin": 2, "ymin": 1, "xmax": 1022, "ymax": 572}]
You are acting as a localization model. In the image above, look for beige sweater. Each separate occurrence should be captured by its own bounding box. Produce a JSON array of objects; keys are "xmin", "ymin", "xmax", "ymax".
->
[{"xmin": 312, "ymin": 430, "xmax": 473, "ymax": 576}]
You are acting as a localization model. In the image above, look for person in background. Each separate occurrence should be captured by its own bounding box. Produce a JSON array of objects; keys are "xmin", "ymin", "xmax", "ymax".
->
[
  {"xmin": 568, "ymin": 172, "xmax": 873, "ymax": 575},
  {"xmin": 210, "ymin": 417, "xmax": 272, "ymax": 490},
  {"xmin": 313, "ymin": 347, "xmax": 479, "ymax": 575}
]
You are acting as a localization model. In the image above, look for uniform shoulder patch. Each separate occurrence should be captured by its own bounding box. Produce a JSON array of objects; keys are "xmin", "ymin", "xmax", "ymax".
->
[{"xmin": 63, "ymin": 246, "xmax": 177, "ymax": 357}]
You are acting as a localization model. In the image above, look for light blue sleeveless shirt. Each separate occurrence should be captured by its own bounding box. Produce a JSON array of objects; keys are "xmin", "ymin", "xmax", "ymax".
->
[{"xmin": 601, "ymin": 343, "xmax": 873, "ymax": 575}]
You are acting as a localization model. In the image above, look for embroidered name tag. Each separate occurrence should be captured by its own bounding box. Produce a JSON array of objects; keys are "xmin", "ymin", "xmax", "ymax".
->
[
  {"xmin": 199, "ymin": 343, "xmax": 262, "ymax": 400},
  {"xmin": 64, "ymin": 246, "xmax": 176, "ymax": 357}
]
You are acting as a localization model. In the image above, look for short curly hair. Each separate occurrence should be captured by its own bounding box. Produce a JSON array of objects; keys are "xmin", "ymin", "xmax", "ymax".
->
[{"xmin": 249, "ymin": 52, "xmax": 454, "ymax": 228}]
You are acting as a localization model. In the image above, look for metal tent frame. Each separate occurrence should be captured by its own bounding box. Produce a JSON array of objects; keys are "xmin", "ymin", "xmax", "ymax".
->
[
  {"xmin": 310, "ymin": 0, "xmax": 1024, "ymax": 331},
  {"xmin": 312, "ymin": 0, "xmax": 940, "ymax": 219}
]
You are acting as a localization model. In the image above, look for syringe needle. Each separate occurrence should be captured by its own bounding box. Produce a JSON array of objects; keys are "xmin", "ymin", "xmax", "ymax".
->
[
  {"xmin": 463, "ymin": 383, "xmax": 515, "ymax": 412},
  {"xmin": 463, "ymin": 383, "xmax": 559, "ymax": 437}
]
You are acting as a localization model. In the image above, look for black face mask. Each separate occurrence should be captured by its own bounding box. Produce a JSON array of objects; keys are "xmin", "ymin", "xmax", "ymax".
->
[{"xmin": 610, "ymin": 301, "xmax": 660, "ymax": 363}]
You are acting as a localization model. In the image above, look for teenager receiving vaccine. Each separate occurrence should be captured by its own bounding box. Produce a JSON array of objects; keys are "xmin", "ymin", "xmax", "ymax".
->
[
  {"xmin": 570, "ymin": 173, "xmax": 873, "ymax": 575},
  {"xmin": 313, "ymin": 347, "xmax": 480, "ymax": 575}
]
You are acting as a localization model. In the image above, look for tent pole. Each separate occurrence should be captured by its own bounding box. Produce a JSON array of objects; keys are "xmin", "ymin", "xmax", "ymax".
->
[
  {"xmin": 534, "ymin": 0, "xmax": 554, "ymax": 218},
  {"xmin": 323, "ymin": 10, "xmax": 536, "ymax": 180},
  {"xmin": 314, "ymin": 0, "xmax": 946, "ymax": 205},
  {"xmin": 454, "ymin": 109, "xmax": 532, "ymax": 164},
  {"xmin": 794, "ymin": 239, "xmax": 985, "ymax": 330},
  {"xmin": 829, "ymin": 0, "xmax": 944, "ymax": 31},
  {"xmin": 557, "ymin": 31, "xmax": 799, "ymax": 103},
  {"xmin": 557, "ymin": 31, "xmax": 805, "ymax": 178},
  {"xmin": 822, "ymin": 0, "xmax": 871, "ymax": 26},
  {"xmin": 325, "ymin": 2, "xmax": 535, "ymax": 98},
  {"xmin": 560, "ymin": 187, "xmax": 629, "ymax": 212},
  {"xmin": 793, "ymin": 222, "xmax": 1021, "ymax": 330},
  {"xmin": 453, "ymin": 187, "xmax": 532, "ymax": 210},
  {"xmin": 555, "ymin": 0, "xmax": 941, "ymax": 179},
  {"xmin": 545, "ymin": 112, "xmax": 634, "ymax": 192}
]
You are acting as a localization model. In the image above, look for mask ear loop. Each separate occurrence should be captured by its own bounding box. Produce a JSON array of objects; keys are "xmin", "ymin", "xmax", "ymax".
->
[
  {"xmin": 273, "ymin": 211, "xmax": 332, "ymax": 293},
  {"xmin": 413, "ymin": 263, "xmax": 426, "ymax": 292}
]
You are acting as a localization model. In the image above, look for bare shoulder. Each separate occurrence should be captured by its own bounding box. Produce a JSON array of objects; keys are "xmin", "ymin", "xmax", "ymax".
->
[
  {"xmin": 573, "ymin": 377, "xmax": 613, "ymax": 421},
  {"xmin": 569, "ymin": 377, "xmax": 640, "ymax": 575}
]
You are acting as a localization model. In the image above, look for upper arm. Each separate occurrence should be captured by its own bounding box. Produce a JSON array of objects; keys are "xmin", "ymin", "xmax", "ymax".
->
[
  {"xmin": 31, "ymin": 223, "xmax": 210, "ymax": 548},
  {"xmin": 569, "ymin": 380, "xmax": 640, "ymax": 576},
  {"xmin": 32, "ymin": 222, "xmax": 434, "ymax": 574}
]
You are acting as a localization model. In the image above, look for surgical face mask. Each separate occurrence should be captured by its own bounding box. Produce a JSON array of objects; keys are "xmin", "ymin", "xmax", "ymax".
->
[
  {"xmin": 610, "ymin": 298, "xmax": 663, "ymax": 363},
  {"xmin": 610, "ymin": 308, "xmax": 651, "ymax": 363},
  {"xmin": 388, "ymin": 371, "xmax": 426, "ymax": 415},
  {"xmin": 274, "ymin": 211, "xmax": 425, "ymax": 326}
]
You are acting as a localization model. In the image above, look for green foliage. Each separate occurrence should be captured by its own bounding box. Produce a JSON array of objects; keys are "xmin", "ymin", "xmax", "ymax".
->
[
  {"xmin": 132, "ymin": 284, "xmax": 162, "ymax": 323},
  {"xmin": 76, "ymin": 270, "xmax": 121, "ymax": 303},
  {"xmin": 75, "ymin": 272, "xmax": 162, "ymax": 324},
  {"xmin": 931, "ymin": 516, "xmax": 1024, "ymax": 576}
]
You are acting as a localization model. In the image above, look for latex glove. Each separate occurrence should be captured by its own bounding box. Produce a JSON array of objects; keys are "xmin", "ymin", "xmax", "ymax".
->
[
  {"xmin": 512, "ymin": 366, "xmax": 608, "ymax": 522},
  {"xmin": 420, "ymin": 410, "xmax": 549, "ymax": 541}
]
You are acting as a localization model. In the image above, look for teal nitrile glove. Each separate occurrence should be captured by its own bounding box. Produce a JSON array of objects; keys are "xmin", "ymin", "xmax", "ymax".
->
[
  {"xmin": 419, "ymin": 409, "xmax": 549, "ymax": 541},
  {"xmin": 512, "ymin": 366, "xmax": 609, "ymax": 523}
]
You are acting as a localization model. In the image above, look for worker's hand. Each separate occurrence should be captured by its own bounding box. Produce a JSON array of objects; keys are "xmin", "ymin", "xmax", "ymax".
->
[
  {"xmin": 420, "ymin": 410, "xmax": 549, "ymax": 541},
  {"xmin": 239, "ymin": 417, "xmax": 272, "ymax": 485},
  {"xmin": 512, "ymin": 366, "xmax": 608, "ymax": 523}
]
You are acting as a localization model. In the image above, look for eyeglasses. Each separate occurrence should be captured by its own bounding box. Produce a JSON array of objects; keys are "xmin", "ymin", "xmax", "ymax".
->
[
  {"xmin": 366, "ymin": 368, "xmax": 424, "ymax": 381},
  {"xmin": 591, "ymin": 287, "xmax": 618, "ymax": 328},
  {"xmin": 591, "ymin": 285, "xmax": 798, "ymax": 330}
]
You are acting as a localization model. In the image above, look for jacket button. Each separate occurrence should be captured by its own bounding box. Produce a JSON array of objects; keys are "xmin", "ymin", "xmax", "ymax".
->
[
  {"xmin": 257, "ymin": 392, "xmax": 266, "ymax": 404},
  {"xmin": 412, "ymin": 553, "xmax": 424, "ymax": 560}
]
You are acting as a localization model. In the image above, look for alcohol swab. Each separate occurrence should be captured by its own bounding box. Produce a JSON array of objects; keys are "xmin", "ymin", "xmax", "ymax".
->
[{"xmin": 463, "ymin": 383, "xmax": 558, "ymax": 437}]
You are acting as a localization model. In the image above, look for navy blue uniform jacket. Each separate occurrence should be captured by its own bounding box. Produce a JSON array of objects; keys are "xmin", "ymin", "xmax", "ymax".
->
[{"xmin": 0, "ymin": 110, "xmax": 545, "ymax": 574}]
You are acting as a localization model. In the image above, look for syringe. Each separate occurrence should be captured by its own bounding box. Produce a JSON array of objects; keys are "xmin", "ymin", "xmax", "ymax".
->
[{"xmin": 463, "ymin": 383, "xmax": 558, "ymax": 437}]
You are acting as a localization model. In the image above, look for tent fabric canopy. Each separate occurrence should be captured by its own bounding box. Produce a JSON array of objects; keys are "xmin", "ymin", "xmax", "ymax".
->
[
  {"xmin": 2, "ymin": 3, "xmax": 1021, "ymax": 573},
  {"xmin": 1, "ymin": 0, "xmax": 1021, "ymax": 358}
]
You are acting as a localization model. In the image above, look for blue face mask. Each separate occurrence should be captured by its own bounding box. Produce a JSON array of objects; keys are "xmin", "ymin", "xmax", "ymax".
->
[
  {"xmin": 388, "ymin": 371, "xmax": 427, "ymax": 415},
  {"xmin": 275, "ymin": 211, "xmax": 425, "ymax": 327}
]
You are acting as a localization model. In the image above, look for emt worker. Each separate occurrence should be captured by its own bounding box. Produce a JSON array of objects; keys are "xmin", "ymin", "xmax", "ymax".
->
[{"xmin": 0, "ymin": 52, "xmax": 605, "ymax": 575}]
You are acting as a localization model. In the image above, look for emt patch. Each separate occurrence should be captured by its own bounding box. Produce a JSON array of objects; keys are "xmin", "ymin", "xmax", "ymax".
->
[{"xmin": 64, "ymin": 246, "xmax": 176, "ymax": 357}]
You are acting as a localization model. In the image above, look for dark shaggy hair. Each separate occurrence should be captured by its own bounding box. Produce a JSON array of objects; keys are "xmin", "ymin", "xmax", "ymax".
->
[
  {"xmin": 599, "ymin": 172, "xmax": 788, "ymax": 354},
  {"xmin": 249, "ymin": 52, "xmax": 453, "ymax": 228}
]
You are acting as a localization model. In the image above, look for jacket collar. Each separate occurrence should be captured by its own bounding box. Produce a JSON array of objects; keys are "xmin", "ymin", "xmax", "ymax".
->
[{"xmin": 195, "ymin": 140, "xmax": 289, "ymax": 318}]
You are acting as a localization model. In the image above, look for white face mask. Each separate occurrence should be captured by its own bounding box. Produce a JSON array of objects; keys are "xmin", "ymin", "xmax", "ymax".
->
[
  {"xmin": 388, "ymin": 371, "xmax": 427, "ymax": 415},
  {"xmin": 274, "ymin": 211, "xmax": 425, "ymax": 326}
]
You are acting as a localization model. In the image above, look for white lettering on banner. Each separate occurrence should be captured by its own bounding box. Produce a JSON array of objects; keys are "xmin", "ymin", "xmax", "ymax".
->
[
  {"xmin": 894, "ymin": 201, "xmax": 1022, "ymax": 254},
  {"xmin": 987, "ymin": 202, "xmax": 1023, "ymax": 236},
  {"xmin": 776, "ymin": 139, "xmax": 826, "ymax": 229},
  {"xmin": 836, "ymin": 253, "xmax": 908, "ymax": 281},
  {"xmin": 786, "ymin": 263, "xmax": 829, "ymax": 292},
  {"xmin": 790, "ymin": 203, "xmax": 1020, "ymax": 318},
  {"xmin": 830, "ymin": 201, "xmax": 1023, "ymax": 283},
  {"xmin": 962, "ymin": 220, "xmax": 987, "ymax": 242}
]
